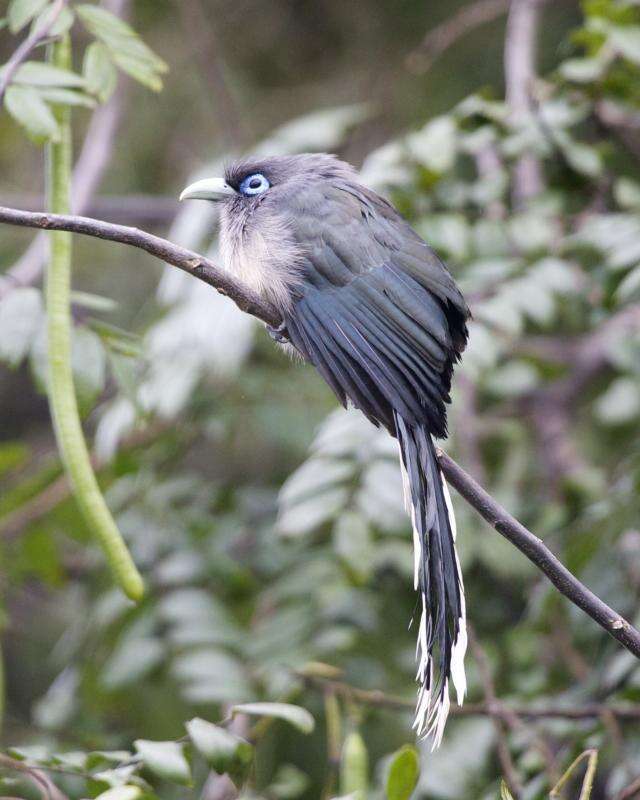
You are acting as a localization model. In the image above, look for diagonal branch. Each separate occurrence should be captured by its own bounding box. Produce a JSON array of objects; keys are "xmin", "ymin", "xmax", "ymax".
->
[
  {"xmin": 406, "ymin": 0, "xmax": 510, "ymax": 74},
  {"xmin": 0, "ymin": 206, "xmax": 280, "ymax": 326},
  {"xmin": 437, "ymin": 450, "xmax": 640, "ymax": 658},
  {"xmin": 0, "ymin": 204, "xmax": 639, "ymax": 659}
]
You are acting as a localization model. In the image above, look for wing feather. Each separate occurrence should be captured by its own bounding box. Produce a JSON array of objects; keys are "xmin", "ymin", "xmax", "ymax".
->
[{"xmin": 283, "ymin": 181, "xmax": 470, "ymax": 436}]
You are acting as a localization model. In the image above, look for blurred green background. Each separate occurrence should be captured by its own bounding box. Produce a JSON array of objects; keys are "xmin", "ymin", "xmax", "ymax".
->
[{"xmin": 1, "ymin": 0, "xmax": 640, "ymax": 798}]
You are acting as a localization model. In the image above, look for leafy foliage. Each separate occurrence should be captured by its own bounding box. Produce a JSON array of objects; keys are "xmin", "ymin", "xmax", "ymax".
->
[{"xmin": 2, "ymin": 0, "xmax": 166, "ymax": 141}]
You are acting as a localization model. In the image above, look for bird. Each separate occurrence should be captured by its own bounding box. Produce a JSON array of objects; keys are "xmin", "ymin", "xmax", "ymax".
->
[{"xmin": 180, "ymin": 153, "xmax": 470, "ymax": 747}]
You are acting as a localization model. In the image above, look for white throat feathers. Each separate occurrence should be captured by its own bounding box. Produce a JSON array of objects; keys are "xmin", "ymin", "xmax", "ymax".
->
[{"xmin": 219, "ymin": 204, "xmax": 304, "ymax": 310}]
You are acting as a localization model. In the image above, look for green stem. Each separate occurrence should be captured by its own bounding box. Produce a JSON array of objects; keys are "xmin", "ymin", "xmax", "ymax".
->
[
  {"xmin": 45, "ymin": 36, "xmax": 144, "ymax": 602},
  {"xmin": 550, "ymin": 749, "xmax": 599, "ymax": 799},
  {"xmin": 0, "ymin": 637, "xmax": 5, "ymax": 735}
]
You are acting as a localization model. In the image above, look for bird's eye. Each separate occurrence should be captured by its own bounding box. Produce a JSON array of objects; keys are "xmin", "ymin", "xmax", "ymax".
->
[{"xmin": 239, "ymin": 173, "xmax": 270, "ymax": 196}]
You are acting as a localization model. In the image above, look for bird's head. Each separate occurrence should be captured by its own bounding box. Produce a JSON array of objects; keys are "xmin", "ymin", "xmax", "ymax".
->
[
  {"xmin": 179, "ymin": 154, "xmax": 358, "ymax": 307},
  {"xmin": 179, "ymin": 153, "xmax": 356, "ymax": 212}
]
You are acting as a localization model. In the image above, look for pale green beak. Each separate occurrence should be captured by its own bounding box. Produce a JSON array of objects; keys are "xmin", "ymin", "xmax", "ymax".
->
[{"xmin": 179, "ymin": 177, "xmax": 237, "ymax": 202}]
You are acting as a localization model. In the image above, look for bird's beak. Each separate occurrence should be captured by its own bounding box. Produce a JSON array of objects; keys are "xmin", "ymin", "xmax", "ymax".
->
[{"xmin": 179, "ymin": 177, "xmax": 237, "ymax": 202}]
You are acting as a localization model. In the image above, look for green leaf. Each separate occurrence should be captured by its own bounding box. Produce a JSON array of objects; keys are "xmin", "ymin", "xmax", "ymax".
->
[
  {"xmin": 185, "ymin": 718, "xmax": 253, "ymax": 774},
  {"xmin": 36, "ymin": 87, "xmax": 97, "ymax": 108},
  {"xmin": 278, "ymin": 485, "xmax": 349, "ymax": 537},
  {"xmin": 134, "ymin": 740, "xmax": 191, "ymax": 786},
  {"xmin": 0, "ymin": 440, "xmax": 29, "ymax": 477},
  {"xmin": 110, "ymin": 51, "xmax": 163, "ymax": 92},
  {"xmin": 5, "ymin": 85, "xmax": 59, "ymax": 142},
  {"xmin": 8, "ymin": 0, "xmax": 48, "ymax": 32},
  {"xmin": 72, "ymin": 326, "xmax": 107, "ymax": 414},
  {"xmin": 500, "ymin": 780, "xmax": 515, "ymax": 800},
  {"xmin": 231, "ymin": 703, "xmax": 315, "ymax": 734},
  {"xmin": 559, "ymin": 56, "xmax": 607, "ymax": 82},
  {"xmin": 71, "ymin": 291, "xmax": 119, "ymax": 312},
  {"xmin": 30, "ymin": 5, "xmax": 75, "ymax": 38},
  {"xmin": 83, "ymin": 42, "xmax": 118, "ymax": 102},
  {"xmin": 268, "ymin": 764, "xmax": 310, "ymax": 799},
  {"xmin": 565, "ymin": 141, "xmax": 602, "ymax": 177},
  {"xmin": 616, "ymin": 265, "xmax": 640, "ymax": 302},
  {"xmin": 334, "ymin": 511, "xmax": 372, "ymax": 579},
  {"xmin": 0, "ymin": 287, "xmax": 43, "ymax": 367},
  {"xmin": 408, "ymin": 115, "xmax": 457, "ymax": 174},
  {"xmin": 101, "ymin": 637, "xmax": 165, "ymax": 689},
  {"xmin": 172, "ymin": 649, "xmax": 252, "ymax": 703},
  {"xmin": 615, "ymin": 178, "xmax": 640, "ymax": 209},
  {"xmin": 76, "ymin": 4, "xmax": 168, "ymax": 91},
  {"xmin": 606, "ymin": 24, "xmax": 640, "ymax": 65},
  {"xmin": 13, "ymin": 61, "xmax": 86, "ymax": 87},
  {"xmin": 386, "ymin": 745, "xmax": 419, "ymax": 800},
  {"xmin": 94, "ymin": 786, "xmax": 144, "ymax": 800},
  {"xmin": 76, "ymin": 4, "xmax": 166, "ymax": 68},
  {"xmin": 485, "ymin": 361, "xmax": 539, "ymax": 397},
  {"xmin": 594, "ymin": 378, "xmax": 640, "ymax": 425}
]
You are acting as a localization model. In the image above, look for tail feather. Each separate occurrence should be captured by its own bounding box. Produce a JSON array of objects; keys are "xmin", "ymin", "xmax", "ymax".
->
[{"xmin": 395, "ymin": 412, "xmax": 467, "ymax": 749}]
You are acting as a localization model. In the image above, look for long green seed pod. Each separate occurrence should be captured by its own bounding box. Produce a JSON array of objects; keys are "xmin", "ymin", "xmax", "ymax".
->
[
  {"xmin": 340, "ymin": 730, "xmax": 368, "ymax": 799},
  {"xmin": 45, "ymin": 36, "xmax": 144, "ymax": 602}
]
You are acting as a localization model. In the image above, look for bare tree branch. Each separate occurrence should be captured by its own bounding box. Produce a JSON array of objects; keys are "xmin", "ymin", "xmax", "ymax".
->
[
  {"xmin": 0, "ymin": 422, "xmax": 173, "ymax": 540},
  {"xmin": 504, "ymin": 0, "xmax": 545, "ymax": 206},
  {"xmin": 518, "ymin": 304, "xmax": 640, "ymax": 490},
  {"xmin": 1, "ymin": 205, "xmax": 639, "ymax": 658},
  {"xmin": 406, "ymin": 0, "xmax": 510, "ymax": 74},
  {"xmin": 469, "ymin": 626, "xmax": 523, "ymax": 797},
  {"xmin": 437, "ymin": 449, "xmax": 640, "ymax": 658},
  {"xmin": 617, "ymin": 775, "xmax": 640, "ymax": 800},
  {"xmin": 0, "ymin": 206, "xmax": 280, "ymax": 326},
  {"xmin": 177, "ymin": 0, "xmax": 248, "ymax": 148},
  {"xmin": 0, "ymin": 193, "xmax": 178, "ymax": 226},
  {"xmin": 297, "ymin": 672, "xmax": 640, "ymax": 721},
  {"xmin": 0, "ymin": 0, "xmax": 67, "ymax": 106}
]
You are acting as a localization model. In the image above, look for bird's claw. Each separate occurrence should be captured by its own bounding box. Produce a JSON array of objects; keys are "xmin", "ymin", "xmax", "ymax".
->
[{"xmin": 267, "ymin": 321, "xmax": 289, "ymax": 343}]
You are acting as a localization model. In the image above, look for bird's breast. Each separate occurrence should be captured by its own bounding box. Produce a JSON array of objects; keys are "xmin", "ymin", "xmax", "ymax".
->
[{"xmin": 220, "ymin": 208, "xmax": 303, "ymax": 310}]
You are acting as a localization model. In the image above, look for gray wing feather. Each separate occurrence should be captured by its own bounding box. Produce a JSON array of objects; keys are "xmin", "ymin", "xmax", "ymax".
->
[{"xmin": 282, "ymin": 181, "xmax": 470, "ymax": 436}]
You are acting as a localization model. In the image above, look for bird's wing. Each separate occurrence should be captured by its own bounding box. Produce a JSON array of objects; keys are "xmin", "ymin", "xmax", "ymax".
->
[{"xmin": 282, "ymin": 182, "xmax": 470, "ymax": 435}]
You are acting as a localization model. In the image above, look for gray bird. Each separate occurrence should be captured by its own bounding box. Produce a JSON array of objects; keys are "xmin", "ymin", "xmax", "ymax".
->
[{"xmin": 180, "ymin": 153, "xmax": 470, "ymax": 746}]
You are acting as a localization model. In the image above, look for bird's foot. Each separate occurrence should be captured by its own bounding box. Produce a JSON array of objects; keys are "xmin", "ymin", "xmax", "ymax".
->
[{"xmin": 267, "ymin": 320, "xmax": 289, "ymax": 343}]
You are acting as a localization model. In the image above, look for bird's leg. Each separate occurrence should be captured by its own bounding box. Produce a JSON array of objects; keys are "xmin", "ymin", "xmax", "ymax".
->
[{"xmin": 267, "ymin": 320, "xmax": 289, "ymax": 343}]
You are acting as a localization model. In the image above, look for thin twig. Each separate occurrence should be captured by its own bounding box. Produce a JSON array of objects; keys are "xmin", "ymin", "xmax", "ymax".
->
[
  {"xmin": 297, "ymin": 672, "xmax": 640, "ymax": 721},
  {"xmin": 0, "ymin": 0, "xmax": 67, "ymax": 106},
  {"xmin": 177, "ymin": 0, "xmax": 248, "ymax": 147},
  {"xmin": 1, "ymin": 204, "xmax": 640, "ymax": 658},
  {"xmin": 617, "ymin": 775, "xmax": 640, "ymax": 800},
  {"xmin": 0, "ymin": 193, "xmax": 178, "ymax": 226},
  {"xmin": 469, "ymin": 627, "xmax": 523, "ymax": 798},
  {"xmin": 454, "ymin": 374, "xmax": 487, "ymax": 485},
  {"xmin": 550, "ymin": 749, "xmax": 598, "ymax": 799},
  {"xmin": 0, "ymin": 421, "xmax": 171, "ymax": 540},
  {"xmin": 519, "ymin": 304, "xmax": 640, "ymax": 490},
  {"xmin": 406, "ymin": 0, "xmax": 510, "ymax": 74},
  {"xmin": 0, "ymin": 754, "xmax": 68, "ymax": 800}
]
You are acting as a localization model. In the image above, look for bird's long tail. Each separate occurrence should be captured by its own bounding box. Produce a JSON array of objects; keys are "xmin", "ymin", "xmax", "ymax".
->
[{"xmin": 394, "ymin": 412, "xmax": 467, "ymax": 749}]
